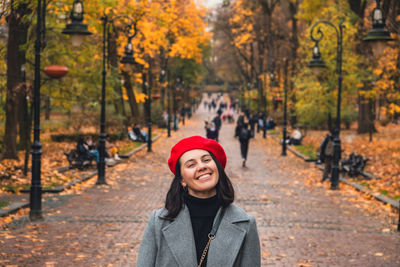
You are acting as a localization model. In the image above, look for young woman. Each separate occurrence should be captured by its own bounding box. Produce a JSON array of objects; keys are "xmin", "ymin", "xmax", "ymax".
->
[{"xmin": 137, "ymin": 136, "xmax": 261, "ymax": 267}]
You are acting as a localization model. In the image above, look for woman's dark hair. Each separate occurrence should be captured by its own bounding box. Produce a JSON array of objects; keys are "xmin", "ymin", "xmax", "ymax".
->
[{"xmin": 164, "ymin": 152, "xmax": 235, "ymax": 219}]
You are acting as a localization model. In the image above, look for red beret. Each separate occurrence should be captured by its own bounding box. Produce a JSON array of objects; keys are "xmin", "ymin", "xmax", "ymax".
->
[{"xmin": 168, "ymin": 136, "xmax": 227, "ymax": 174}]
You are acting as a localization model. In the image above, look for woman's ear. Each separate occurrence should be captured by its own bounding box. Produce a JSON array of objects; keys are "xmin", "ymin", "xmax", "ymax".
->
[{"xmin": 181, "ymin": 180, "xmax": 187, "ymax": 187}]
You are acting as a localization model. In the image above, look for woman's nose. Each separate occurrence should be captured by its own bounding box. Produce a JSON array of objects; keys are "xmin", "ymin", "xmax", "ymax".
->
[{"xmin": 197, "ymin": 161, "xmax": 207, "ymax": 170}]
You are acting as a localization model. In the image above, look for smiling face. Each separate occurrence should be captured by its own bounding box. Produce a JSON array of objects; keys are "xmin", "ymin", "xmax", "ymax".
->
[{"xmin": 179, "ymin": 149, "xmax": 219, "ymax": 198}]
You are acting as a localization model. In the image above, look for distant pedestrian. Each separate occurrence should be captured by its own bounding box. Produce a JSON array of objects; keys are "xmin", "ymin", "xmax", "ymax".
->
[
  {"xmin": 322, "ymin": 133, "xmax": 334, "ymax": 182},
  {"xmin": 137, "ymin": 136, "xmax": 261, "ymax": 267},
  {"xmin": 205, "ymin": 121, "xmax": 218, "ymax": 140},
  {"xmin": 318, "ymin": 133, "xmax": 330, "ymax": 164},
  {"xmin": 257, "ymin": 112, "xmax": 264, "ymax": 133},
  {"xmin": 212, "ymin": 112, "xmax": 222, "ymax": 142},
  {"xmin": 238, "ymin": 123, "xmax": 252, "ymax": 167},
  {"xmin": 249, "ymin": 113, "xmax": 258, "ymax": 138},
  {"xmin": 235, "ymin": 112, "xmax": 245, "ymax": 137}
]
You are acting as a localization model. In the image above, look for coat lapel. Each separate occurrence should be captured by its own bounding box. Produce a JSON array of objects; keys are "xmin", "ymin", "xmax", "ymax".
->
[
  {"xmin": 161, "ymin": 207, "xmax": 197, "ymax": 267},
  {"xmin": 207, "ymin": 206, "xmax": 249, "ymax": 267}
]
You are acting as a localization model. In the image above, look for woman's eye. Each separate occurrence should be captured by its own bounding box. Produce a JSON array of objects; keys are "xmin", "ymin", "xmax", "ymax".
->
[{"xmin": 204, "ymin": 158, "xmax": 211, "ymax": 162}]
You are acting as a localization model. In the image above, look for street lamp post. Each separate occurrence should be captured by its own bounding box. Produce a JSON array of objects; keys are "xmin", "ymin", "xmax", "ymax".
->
[
  {"xmin": 30, "ymin": 0, "xmax": 47, "ymax": 221},
  {"xmin": 363, "ymin": 0, "xmax": 394, "ymax": 56},
  {"xmin": 160, "ymin": 68, "xmax": 171, "ymax": 137},
  {"xmin": 282, "ymin": 59, "xmax": 289, "ymax": 156},
  {"xmin": 262, "ymin": 79, "xmax": 267, "ymax": 139},
  {"xmin": 266, "ymin": 69, "xmax": 278, "ymax": 139},
  {"xmin": 146, "ymin": 65, "xmax": 152, "ymax": 152},
  {"xmin": 166, "ymin": 70, "xmax": 172, "ymax": 137},
  {"xmin": 62, "ymin": 0, "xmax": 92, "ymax": 47},
  {"xmin": 30, "ymin": 0, "xmax": 90, "ymax": 221},
  {"xmin": 363, "ymin": 0, "xmax": 394, "ymax": 141},
  {"xmin": 89, "ymin": 14, "xmax": 137, "ymax": 185},
  {"xmin": 308, "ymin": 19, "xmax": 344, "ymax": 190},
  {"xmin": 173, "ymin": 78, "xmax": 179, "ymax": 131}
]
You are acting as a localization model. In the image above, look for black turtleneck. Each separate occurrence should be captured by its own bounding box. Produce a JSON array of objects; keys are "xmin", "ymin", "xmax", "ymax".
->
[{"xmin": 184, "ymin": 193, "xmax": 220, "ymax": 266}]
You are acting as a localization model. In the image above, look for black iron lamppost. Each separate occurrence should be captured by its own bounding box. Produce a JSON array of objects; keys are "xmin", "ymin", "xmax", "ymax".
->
[
  {"xmin": 166, "ymin": 70, "xmax": 172, "ymax": 137},
  {"xmin": 265, "ymin": 69, "xmax": 278, "ymax": 139},
  {"xmin": 362, "ymin": 0, "xmax": 393, "ymax": 141},
  {"xmin": 173, "ymin": 78, "xmax": 180, "ymax": 131},
  {"xmin": 363, "ymin": 0, "xmax": 394, "ymax": 56},
  {"xmin": 160, "ymin": 68, "xmax": 171, "ymax": 137},
  {"xmin": 246, "ymin": 81, "xmax": 251, "ymax": 109},
  {"xmin": 102, "ymin": 15, "xmax": 137, "ymax": 184},
  {"xmin": 80, "ymin": 14, "xmax": 137, "ymax": 185},
  {"xmin": 308, "ymin": 19, "xmax": 344, "ymax": 190},
  {"xmin": 262, "ymin": 77, "xmax": 267, "ymax": 139},
  {"xmin": 29, "ymin": 0, "xmax": 91, "ymax": 221},
  {"xmin": 282, "ymin": 59, "xmax": 289, "ymax": 156},
  {"xmin": 62, "ymin": 0, "xmax": 92, "ymax": 47},
  {"xmin": 146, "ymin": 66, "xmax": 153, "ymax": 152}
]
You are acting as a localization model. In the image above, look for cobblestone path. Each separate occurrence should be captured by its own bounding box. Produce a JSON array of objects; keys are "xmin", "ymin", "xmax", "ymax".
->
[{"xmin": 0, "ymin": 94, "xmax": 399, "ymax": 266}]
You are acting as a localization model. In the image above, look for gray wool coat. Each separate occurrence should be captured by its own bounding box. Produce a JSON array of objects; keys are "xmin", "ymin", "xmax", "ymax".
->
[{"xmin": 136, "ymin": 204, "xmax": 261, "ymax": 267}]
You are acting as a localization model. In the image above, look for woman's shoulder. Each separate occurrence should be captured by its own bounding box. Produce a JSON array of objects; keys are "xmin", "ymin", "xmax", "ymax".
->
[
  {"xmin": 225, "ymin": 204, "xmax": 255, "ymax": 222},
  {"xmin": 147, "ymin": 207, "xmax": 168, "ymax": 219}
]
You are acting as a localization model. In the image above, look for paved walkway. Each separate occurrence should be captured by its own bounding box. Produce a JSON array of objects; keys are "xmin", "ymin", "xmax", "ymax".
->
[{"xmin": 0, "ymin": 94, "xmax": 399, "ymax": 266}]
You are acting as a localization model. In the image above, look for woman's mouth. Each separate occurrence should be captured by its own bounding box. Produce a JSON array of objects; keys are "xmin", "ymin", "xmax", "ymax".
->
[{"xmin": 197, "ymin": 173, "xmax": 212, "ymax": 180}]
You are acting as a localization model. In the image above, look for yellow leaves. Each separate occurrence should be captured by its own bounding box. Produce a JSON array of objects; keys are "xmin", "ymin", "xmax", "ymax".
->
[
  {"xmin": 135, "ymin": 57, "xmax": 146, "ymax": 66},
  {"xmin": 261, "ymin": 250, "xmax": 271, "ymax": 260},
  {"xmin": 115, "ymin": 242, "xmax": 130, "ymax": 248},
  {"xmin": 388, "ymin": 103, "xmax": 400, "ymax": 115},
  {"xmin": 104, "ymin": 6, "xmax": 113, "ymax": 14},
  {"xmin": 234, "ymin": 33, "xmax": 252, "ymax": 47},
  {"xmin": 373, "ymin": 68, "xmax": 383, "ymax": 76},
  {"xmin": 135, "ymin": 92, "xmax": 148, "ymax": 103},
  {"xmin": 122, "ymin": 87, "xmax": 129, "ymax": 101},
  {"xmin": 3, "ymin": 217, "xmax": 12, "ymax": 224}
]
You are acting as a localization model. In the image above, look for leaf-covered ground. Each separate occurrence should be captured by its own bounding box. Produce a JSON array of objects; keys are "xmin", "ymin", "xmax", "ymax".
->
[
  {"xmin": 0, "ymin": 129, "xmax": 154, "ymax": 194},
  {"xmin": 299, "ymin": 123, "xmax": 400, "ymax": 200}
]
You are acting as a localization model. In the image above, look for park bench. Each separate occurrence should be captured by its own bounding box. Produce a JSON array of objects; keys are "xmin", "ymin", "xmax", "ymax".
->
[
  {"xmin": 64, "ymin": 149, "xmax": 94, "ymax": 170},
  {"xmin": 341, "ymin": 152, "xmax": 368, "ymax": 177}
]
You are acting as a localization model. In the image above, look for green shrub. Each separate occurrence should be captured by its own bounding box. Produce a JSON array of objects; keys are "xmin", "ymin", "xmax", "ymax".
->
[
  {"xmin": 295, "ymin": 144, "xmax": 317, "ymax": 159},
  {"xmin": 0, "ymin": 201, "xmax": 9, "ymax": 209}
]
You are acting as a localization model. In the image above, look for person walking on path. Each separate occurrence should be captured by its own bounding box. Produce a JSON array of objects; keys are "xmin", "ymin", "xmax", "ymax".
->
[
  {"xmin": 238, "ymin": 123, "xmax": 252, "ymax": 167},
  {"xmin": 137, "ymin": 136, "xmax": 261, "ymax": 267},
  {"xmin": 205, "ymin": 121, "xmax": 218, "ymax": 140},
  {"xmin": 212, "ymin": 111, "xmax": 222, "ymax": 142},
  {"xmin": 235, "ymin": 111, "xmax": 245, "ymax": 137},
  {"xmin": 249, "ymin": 113, "xmax": 258, "ymax": 138},
  {"xmin": 322, "ymin": 132, "xmax": 334, "ymax": 182}
]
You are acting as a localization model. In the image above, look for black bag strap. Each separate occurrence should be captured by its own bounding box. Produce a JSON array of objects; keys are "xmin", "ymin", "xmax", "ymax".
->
[
  {"xmin": 198, "ymin": 207, "xmax": 225, "ymax": 267},
  {"xmin": 210, "ymin": 207, "xmax": 225, "ymax": 237}
]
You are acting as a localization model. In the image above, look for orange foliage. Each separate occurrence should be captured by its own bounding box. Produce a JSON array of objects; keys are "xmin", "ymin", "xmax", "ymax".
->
[{"xmin": 302, "ymin": 123, "xmax": 400, "ymax": 199}]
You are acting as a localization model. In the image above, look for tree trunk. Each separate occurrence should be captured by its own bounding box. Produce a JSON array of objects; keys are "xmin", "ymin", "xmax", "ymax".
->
[
  {"xmin": 358, "ymin": 87, "xmax": 376, "ymax": 133},
  {"xmin": 289, "ymin": 1, "xmax": 299, "ymax": 127},
  {"xmin": 3, "ymin": 1, "xmax": 31, "ymax": 159},
  {"xmin": 346, "ymin": 0, "xmax": 377, "ymax": 134},
  {"xmin": 44, "ymin": 95, "xmax": 50, "ymax": 120},
  {"xmin": 142, "ymin": 71, "xmax": 149, "ymax": 123},
  {"xmin": 121, "ymin": 70, "xmax": 139, "ymax": 122},
  {"xmin": 108, "ymin": 25, "xmax": 126, "ymax": 119},
  {"xmin": 18, "ymin": 83, "xmax": 31, "ymax": 150},
  {"xmin": 23, "ymin": 87, "xmax": 33, "ymax": 176}
]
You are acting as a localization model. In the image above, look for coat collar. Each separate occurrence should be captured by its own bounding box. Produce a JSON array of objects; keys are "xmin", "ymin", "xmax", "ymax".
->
[{"xmin": 159, "ymin": 204, "xmax": 250, "ymax": 267}]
